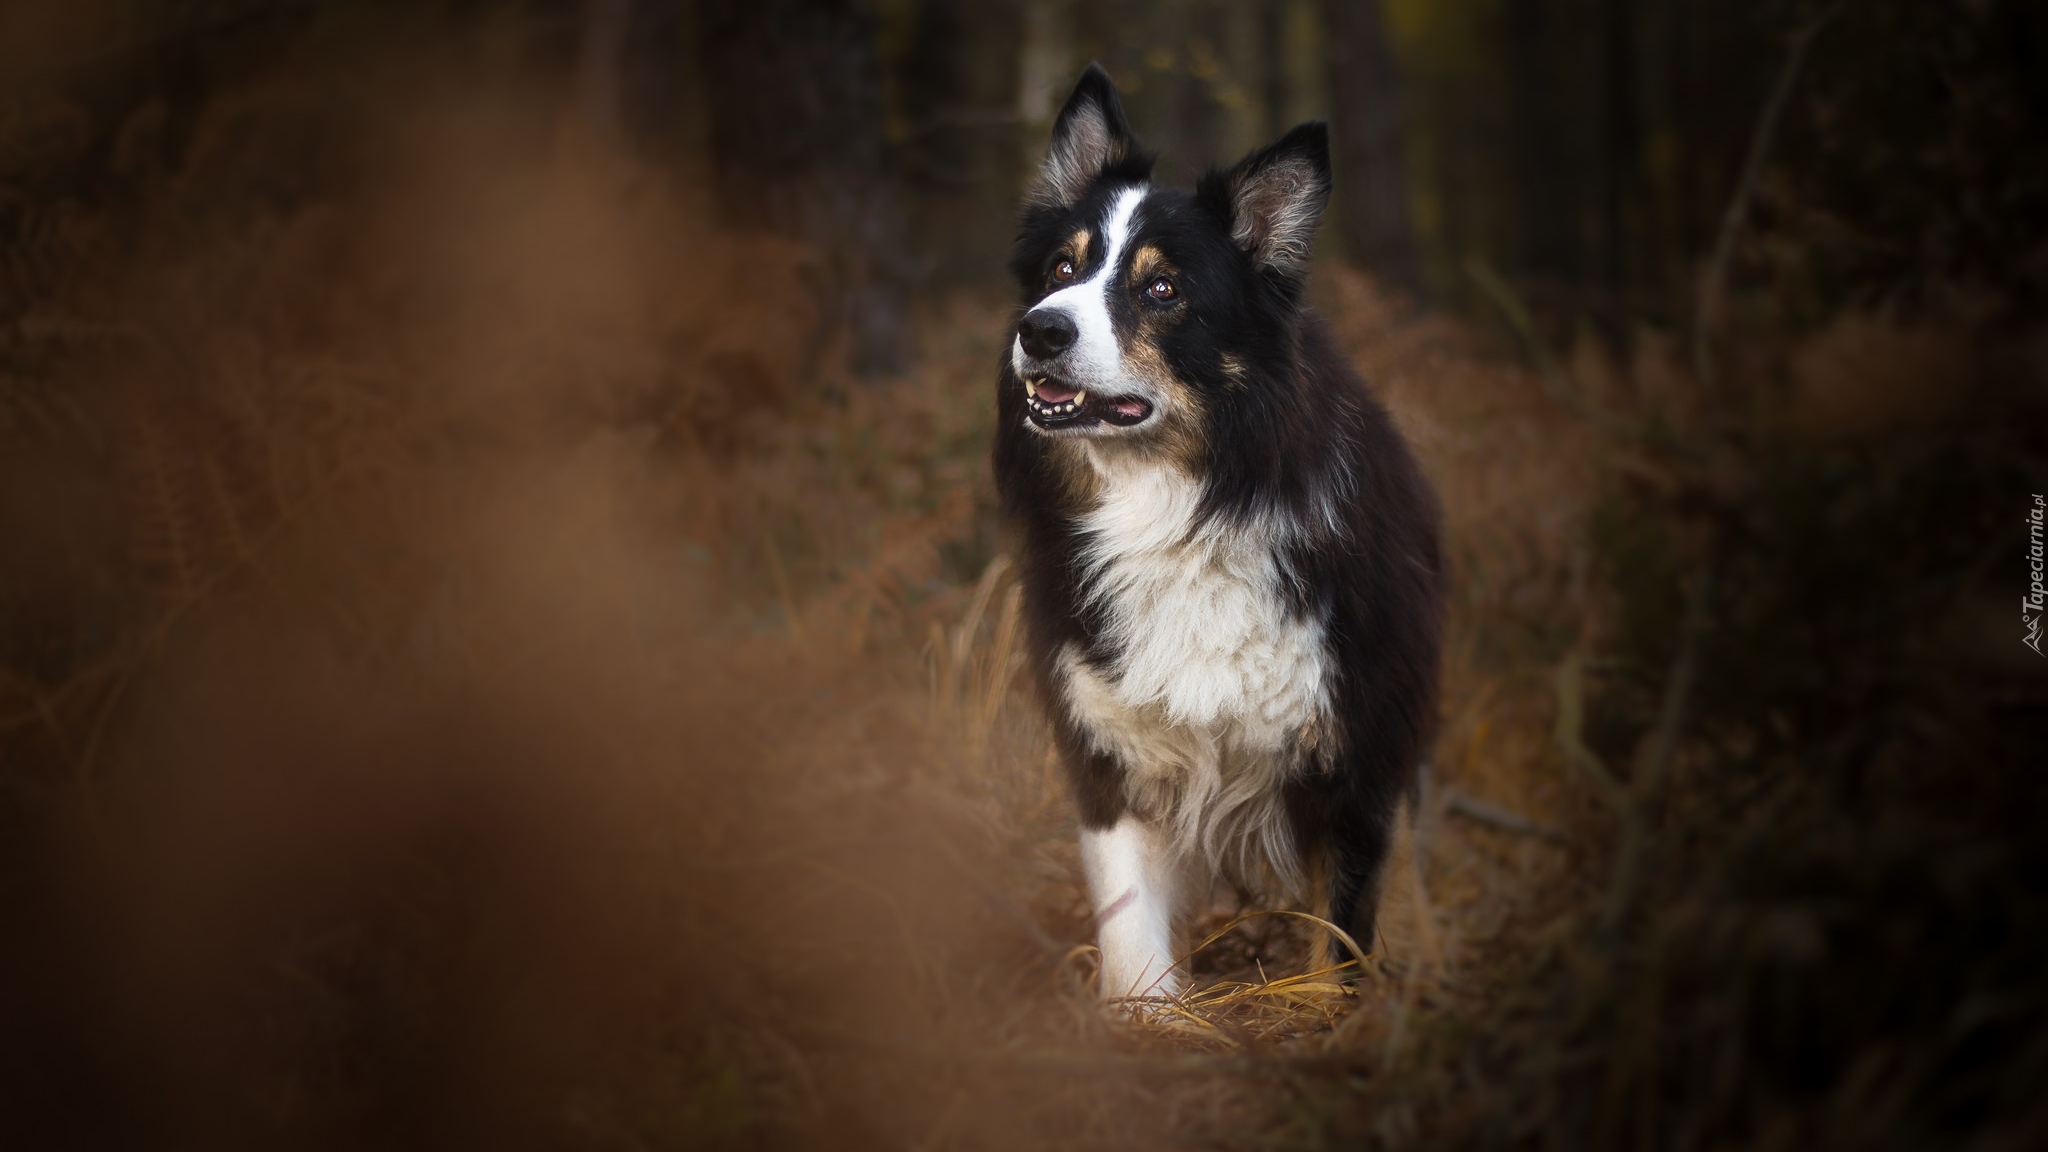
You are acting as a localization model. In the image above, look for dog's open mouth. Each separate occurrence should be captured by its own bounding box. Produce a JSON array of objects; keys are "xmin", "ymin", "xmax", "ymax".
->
[{"xmin": 1024, "ymin": 378, "xmax": 1153, "ymax": 429}]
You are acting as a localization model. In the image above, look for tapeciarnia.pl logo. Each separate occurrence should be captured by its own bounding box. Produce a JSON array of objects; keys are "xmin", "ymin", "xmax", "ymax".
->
[{"xmin": 2027, "ymin": 494, "xmax": 2045, "ymax": 657}]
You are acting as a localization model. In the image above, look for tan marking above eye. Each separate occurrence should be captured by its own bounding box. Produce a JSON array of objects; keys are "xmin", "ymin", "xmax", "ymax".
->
[{"xmin": 1128, "ymin": 245, "xmax": 1179, "ymax": 302}]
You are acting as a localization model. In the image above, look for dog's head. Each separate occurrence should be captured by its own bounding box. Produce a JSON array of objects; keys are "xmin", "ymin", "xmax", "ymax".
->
[{"xmin": 1007, "ymin": 65, "xmax": 1331, "ymax": 456}]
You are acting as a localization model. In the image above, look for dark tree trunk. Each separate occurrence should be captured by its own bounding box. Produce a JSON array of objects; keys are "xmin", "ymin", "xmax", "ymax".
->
[
  {"xmin": 695, "ymin": 0, "xmax": 911, "ymax": 377},
  {"xmin": 577, "ymin": 0, "xmax": 631, "ymax": 140},
  {"xmin": 1259, "ymin": 0, "xmax": 1289, "ymax": 141},
  {"xmin": 895, "ymin": 0, "xmax": 1025, "ymax": 288},
  {"xmin": 1505, "ymin": 0, "xmax": 1580, "ymax": 282},
  {"xmin": 1322, "ymin": 0, "xmax": 1423, "ymax": 298},
  {"xmin": 1075, "ymin": 0, "xmax": 1134, "ymax": 86},
  {"xmin": 617, "ymin": 0, "xmax": 696, "ymax": 164},
  {"xmin": 1168, "ymin": 3, "xmax": 1226, "ymax": 185},
  {"xmin": 1600, "ymin": 0, "xmax": 1637, "ymax": 303}
]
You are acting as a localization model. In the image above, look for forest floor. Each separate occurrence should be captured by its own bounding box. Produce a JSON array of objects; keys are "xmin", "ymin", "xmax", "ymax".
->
[
  {"xmin": 8, "ymin": 20, "xmax": 2039, "ymax": 1149},
  {"xmin": 641, "ymin": 270, "xmax": 1613, "ymax": 1148},
  {"xmin": 0, "ymin": 90, "xmax": 1615, "ymax": 1138}
]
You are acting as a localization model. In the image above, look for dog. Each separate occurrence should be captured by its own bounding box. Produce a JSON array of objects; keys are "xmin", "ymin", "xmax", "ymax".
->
[{"xmin": 994, "ymin": 65, "xmax": 1444, "ymax": 1003}]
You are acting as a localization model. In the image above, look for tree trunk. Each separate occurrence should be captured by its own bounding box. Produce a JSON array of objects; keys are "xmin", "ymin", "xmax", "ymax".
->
[
  {"xmin": 695, "ymin": 0, "xmax": 911, "ymax": 377},
  {"xmin": 1600, "ymin": 0, "xmax": 1637, "ymax": 304},
  {"xmin": 1505, "ymin": 0, "xmax": 1580, "ymax": 283},
  {"xmin": 577, "ymin": 0, "xmax": 631, "ymax": 141},
  {"xmin": 1322, "ymin": 0, "xmax": 1423, "ymax": 298},
  {"xmin": 895, "ymin": 0, "xmax": 1026, "ymax": 289},
  {"xmin": 1258, "ymin": 0, "xmax": 1288, "ymax": 141},
  {"xmin": 1168, "ymin": 2, "xmax": 1226, "ymax": 185}
]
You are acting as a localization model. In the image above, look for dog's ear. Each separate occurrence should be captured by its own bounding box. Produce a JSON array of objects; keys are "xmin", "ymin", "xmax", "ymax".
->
[
  {"xmin": 1204, "ymin": 122, "xmax": 1332, "ymax": 277},
  {"xmin": 1030, "ymin": 64, "xmax": 1145, "ymax": 209}
]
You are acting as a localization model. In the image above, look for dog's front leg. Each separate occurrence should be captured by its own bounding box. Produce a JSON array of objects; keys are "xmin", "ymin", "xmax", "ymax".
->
[{"xmin": 1081, "ymin": 815, "xmax": 1184, "ymax": 1002}]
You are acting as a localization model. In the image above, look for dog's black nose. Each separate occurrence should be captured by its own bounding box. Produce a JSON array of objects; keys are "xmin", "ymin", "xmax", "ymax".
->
[{"xmin": 1017, "ymin": 309, "xmax": 1078, "ymax": 360}]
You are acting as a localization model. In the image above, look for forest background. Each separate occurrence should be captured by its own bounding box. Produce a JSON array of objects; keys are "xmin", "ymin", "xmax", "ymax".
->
[{"xmin": 1, "ymin": 1, "xmax": 2044, "ymax": 1149}]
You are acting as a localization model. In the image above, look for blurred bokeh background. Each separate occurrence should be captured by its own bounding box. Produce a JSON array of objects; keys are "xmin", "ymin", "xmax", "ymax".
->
[{"xmin": 1, "ymin": 1, "xmax": 2043, "ymax": 1149}]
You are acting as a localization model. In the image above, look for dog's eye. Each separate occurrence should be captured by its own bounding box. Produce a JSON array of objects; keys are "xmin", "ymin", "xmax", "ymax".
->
[
  {"xmin": 1051, "ymin": 258, "xmax": 1077, "ymax": 283},
  {"xmin": 1147, "ymin": 277, "xmax": 1177, "ymax": 302}
]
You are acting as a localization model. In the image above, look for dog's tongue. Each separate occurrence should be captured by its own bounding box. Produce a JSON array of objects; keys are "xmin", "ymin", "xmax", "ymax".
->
[
  {"xmin": 1035, "ymin": 381, "xmax": 1078, "ymax": 404},
  {"xmin": 1114, "ymin": 398, "xmax": 1147, "ymax": 419}
]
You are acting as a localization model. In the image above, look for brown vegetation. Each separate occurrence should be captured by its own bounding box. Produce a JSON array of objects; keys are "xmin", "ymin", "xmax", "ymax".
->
[{"xmin": 3, "ymin": 5, "xmax": 2043, "ymax": 1151}]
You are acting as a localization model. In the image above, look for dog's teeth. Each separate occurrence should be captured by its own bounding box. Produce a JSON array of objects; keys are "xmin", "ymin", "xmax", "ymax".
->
[
  {"xmin": 1073, "ymin": 390, "xmax": 1087, "ymax": 406},
  {"xmin": 1025, "ymin": 379, "xmax": 1039, "ymax": 397}
]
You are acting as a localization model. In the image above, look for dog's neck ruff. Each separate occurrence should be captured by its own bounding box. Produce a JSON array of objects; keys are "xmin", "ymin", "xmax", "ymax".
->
[
  {"xmin": 1057, "ymin": 455, "xmax": 1330, "ymax": 889},
  {"xmin": 1073, "ymin": 455, "xmax": 1326, "ymax": 734}
]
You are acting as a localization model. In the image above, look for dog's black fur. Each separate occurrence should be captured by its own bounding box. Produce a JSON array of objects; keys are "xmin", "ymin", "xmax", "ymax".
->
[{"xmin": 994, "ymin": 66, "xmax": 1444, "ymax": 976}]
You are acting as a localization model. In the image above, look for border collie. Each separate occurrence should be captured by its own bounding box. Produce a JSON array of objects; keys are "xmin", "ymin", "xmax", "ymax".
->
[{"xmin": 994, "ymin": 66, "xmax": 1444, "ymax": 1004}]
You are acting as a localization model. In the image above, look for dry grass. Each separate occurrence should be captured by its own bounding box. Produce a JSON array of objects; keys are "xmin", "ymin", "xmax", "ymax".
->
[
  {"xmin": 10, "ymin": 11, "xmax": 2037, "ymax": 1151},
  {"xmin": 0, "ymin": 52, "xmax": 1594, "ymax": 1133}
]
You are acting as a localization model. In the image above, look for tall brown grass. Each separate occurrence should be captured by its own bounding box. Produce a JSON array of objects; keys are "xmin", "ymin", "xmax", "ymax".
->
[
  {"xmin": 0, "ymin": 16, "xmax": 1589, "ymax": 1146},
  {"xmin": 8, "ymin": 9, "xmax": 2041, "ymax": 1152}
]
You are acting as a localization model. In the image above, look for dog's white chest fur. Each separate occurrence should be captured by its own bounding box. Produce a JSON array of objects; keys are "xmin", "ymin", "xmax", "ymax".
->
[{"xmin": 1057, "ymin": 458, "xmax": 1330, "ymax": 880}]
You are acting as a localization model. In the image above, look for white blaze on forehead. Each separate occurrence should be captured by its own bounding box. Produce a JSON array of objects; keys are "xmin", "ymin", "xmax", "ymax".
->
[{"xmin": 1011, "ymin": 185, "xmax": 1148, "ymax": 388}]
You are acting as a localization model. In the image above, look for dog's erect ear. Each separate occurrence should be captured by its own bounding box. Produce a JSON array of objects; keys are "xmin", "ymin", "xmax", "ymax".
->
[
  {"xmin": 1030, "ymin": 64, "xmax": 1145, "ymax": 209},
  {"xmin": 1205, "ymin": 122, "xmax": 1332, "ymax": 276}
]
